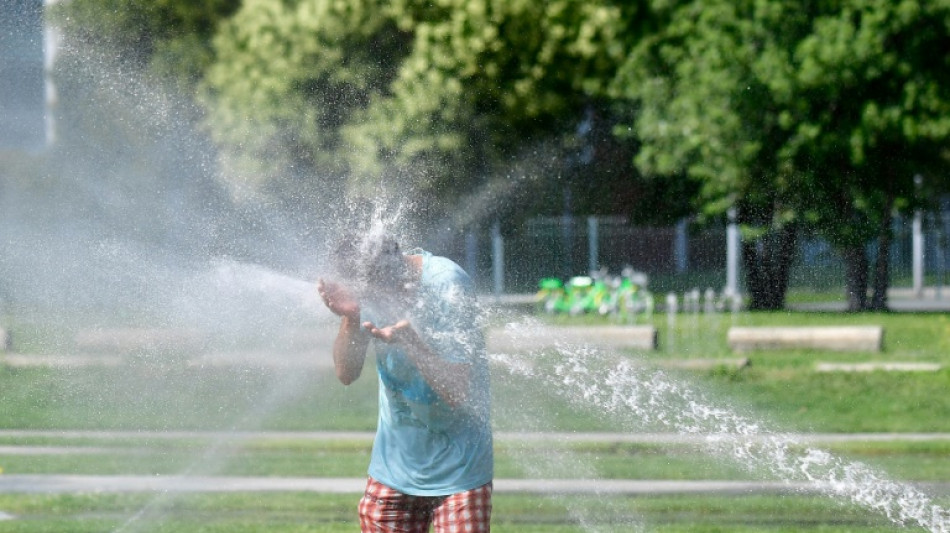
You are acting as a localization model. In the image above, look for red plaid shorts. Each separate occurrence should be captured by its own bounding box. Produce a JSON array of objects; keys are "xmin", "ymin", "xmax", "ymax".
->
[{"xmin": 358, "ymin": 476, "xmax": 492, "ymax": 533}]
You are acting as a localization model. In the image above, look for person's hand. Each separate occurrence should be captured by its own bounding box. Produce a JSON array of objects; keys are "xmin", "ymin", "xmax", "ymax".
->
[
  {"xmin": 363, "ymin": 319, "xmax": 416, "ymax": 345},
  {"xmin": 318, "ymin": 279, "xmax": 360, "ymax": 319}
]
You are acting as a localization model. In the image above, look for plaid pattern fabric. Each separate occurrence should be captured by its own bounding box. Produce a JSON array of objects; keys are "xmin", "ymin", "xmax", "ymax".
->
[{"xmin": 358, "ymin": 477, "xmax": 492, "ymax": 533}]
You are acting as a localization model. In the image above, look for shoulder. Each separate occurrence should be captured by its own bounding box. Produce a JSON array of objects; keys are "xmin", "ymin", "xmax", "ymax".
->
[
  {"xmin": 423, "ymin": 255, "xmax": 471, "ymax": 287},
  {"xmin": 422, "ymin": 255, "xmax": 475, "ymax": 293}
]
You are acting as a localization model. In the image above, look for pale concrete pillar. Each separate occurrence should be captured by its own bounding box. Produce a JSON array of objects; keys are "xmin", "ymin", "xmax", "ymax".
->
[
  {"xmin": 913, "ymin": 210, "xmax": 924, "ymax": 297},
  {"xmin": 491, "ymin": 221, "xmax": 504, "ymax": 298},
  {"xmin": 44, "ymin": 1, "xmax": 63, "ymax": 146},
  {"xmin": 464, "ymin": 231, "xmax": 478, "ymax": 282},
  {"xmin": 674, "ymin": 219, "xmax": 688, "ymax": 274},
  {"xmin": 587, "ymin": 216, "xmax": 598, "ymax": 274},
  {"xmin": 726, "ymin": 208, "xmax": 740, "ymax": 297}
]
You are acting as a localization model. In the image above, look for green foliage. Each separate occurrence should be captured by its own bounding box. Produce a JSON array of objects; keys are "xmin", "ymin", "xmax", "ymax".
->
[
  {"xmin": 199, "ymin": 0, "xmax": 409, "ymax": 200},
  {"xmin": 614, "ymin": 1, "xmax": 805, "ymax": 220},
  {"xmin": 50, "ymin": 0, "xmax": 682, "ymax": 223},
  {"xmin": 781, "ymin": 0, "xmax": 950, "ymax": 245},
  {"xmin": 343, "ymin": 0, "xmax": 634, "ymax": 204},
  {"xmin": 50, "ymin": 0, "xmax": 239, "ymax": 90},
  {"xmin": 613, "ymin": 0, "xmax": 950, "ymax": 309},
  {"xmin": 196, "ymin": 0, "xmax": 658, "ymax": 220},
  {"xmin": 42, "ymin": 0, "xmax": 950, "ymax": 306},
  {"xmin": 612, "ymin": 1, "xmax": 810, "ymax": 308}
]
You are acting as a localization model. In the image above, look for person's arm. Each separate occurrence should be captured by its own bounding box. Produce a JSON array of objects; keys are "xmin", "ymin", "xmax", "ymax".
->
[
  {"xmin": 333, "ymin": 314, "xmax": 369, "ymax": 385},
  {"xmin": 318, "ymin": 279, "xmax": 369, "ymax": 385},
  {"xmin": 363, "ymin": 320, "xmax": 471, "ymax": 408}
]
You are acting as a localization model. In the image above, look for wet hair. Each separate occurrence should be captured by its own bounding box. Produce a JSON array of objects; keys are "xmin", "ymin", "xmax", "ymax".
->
[{"xmin": 331, "ymin": 231, "xmax": 412, "ymax": 290}]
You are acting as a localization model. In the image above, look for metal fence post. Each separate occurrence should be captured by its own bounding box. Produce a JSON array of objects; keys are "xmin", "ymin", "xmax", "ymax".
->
[
  {"xmin": 913, "ymin": 209, "xmax": 924, "ymax": 297},
  {"xmin": 726, "ymin": 207, "xmax": 740, "ymax": 297},
  {"xmin": 491, "ymin": 221, "xmax": 504, "ymax": 299},
  {"xmin": 674, "ymin": 219, "xmax": 688, "ymax": 274},
  {"xmin": 587, "ymin": 216, "xmax": 599, "ymax": 274}
]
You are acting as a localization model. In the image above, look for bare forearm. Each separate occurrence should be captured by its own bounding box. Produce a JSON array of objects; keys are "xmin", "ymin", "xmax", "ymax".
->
[
  {"xmin": 333, "ymin": 315, "xmax": 367, "ymax": 385},
  {"xmin": 402, "ymin": 334, "xmax": 471, "ymax": 408}
]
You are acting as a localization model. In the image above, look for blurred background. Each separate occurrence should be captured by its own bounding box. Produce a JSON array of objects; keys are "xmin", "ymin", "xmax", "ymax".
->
[{"xmin": 2, "ymin": 0, "xmax": 950, "ymax": 319}]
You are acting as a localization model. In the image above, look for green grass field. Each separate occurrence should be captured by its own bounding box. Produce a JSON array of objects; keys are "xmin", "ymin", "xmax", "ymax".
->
[
  {"xmin": 0, "ymin": 492, "xmax": 916, "ymax": 532},
  {"xmin": 1, "ymin": 311, "xmax": 949, "ymax": 531}
]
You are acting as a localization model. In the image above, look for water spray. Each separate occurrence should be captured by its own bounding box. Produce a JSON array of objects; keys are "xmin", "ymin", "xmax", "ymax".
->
[{"xmin": 490, "ymin": 319, "xmax": 950, "ymax": 533}]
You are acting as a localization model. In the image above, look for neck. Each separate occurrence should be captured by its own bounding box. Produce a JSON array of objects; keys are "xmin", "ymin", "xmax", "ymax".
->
[{"xmin": 406, "ymin": 254, "xmax": 423, "ymax": 280}]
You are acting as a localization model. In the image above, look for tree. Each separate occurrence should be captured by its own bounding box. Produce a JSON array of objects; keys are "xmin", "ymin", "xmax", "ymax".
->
[
  {"xmin": 56, "ymin": 0, "xmax": 686, "ymax": 232},
  {"xmin": 200, "ymin": 0, "xmax": 679, "ymax": 229},
  {"xmin": 342, "ymin": 0, "xmax": 639, "ymax": 218},
  {"xmin": 612, "ymin": 1, "xmax": 808, "ymax": 309},
  {"xmin": 775, "ymin": 0, "xmax": 950, "ymax": 310},
  {"xmin": 50, "ymin": 0, "xmax": 240, "ymax": 92},
  {"xmin": 199, "ymin": 0, "xmax": 410, "ymax": 204},
  {"xmin": 613, "ymin": 0, "xmax": 950, "ymax": 310}
]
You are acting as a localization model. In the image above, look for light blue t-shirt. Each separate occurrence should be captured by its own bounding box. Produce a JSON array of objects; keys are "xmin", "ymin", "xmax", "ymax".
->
[{"xmin": 361, "ymin": 250, "xmax": 493, "ymax": 496}]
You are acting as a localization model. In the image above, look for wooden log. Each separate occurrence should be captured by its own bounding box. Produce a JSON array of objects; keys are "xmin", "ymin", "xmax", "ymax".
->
[
  {"xmin": 728, "ymin": 326, "xmax": 883, "ymax": 353},
  {"xmin": 487, "ymin": 325, "xmax": 658, "ymax": 352}
]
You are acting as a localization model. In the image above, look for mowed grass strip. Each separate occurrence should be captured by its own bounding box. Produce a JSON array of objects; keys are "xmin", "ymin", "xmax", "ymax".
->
[
  {"xmin": 3, "ymin": 436, "xmax": 950, "ymax": 482},
  {"xmin": 0, "ymin": 438, "xmax": 747, "ymax": 480},
  {"xmin": 0, "ymin": 492, "xmax": 919, "ymax": 532}
]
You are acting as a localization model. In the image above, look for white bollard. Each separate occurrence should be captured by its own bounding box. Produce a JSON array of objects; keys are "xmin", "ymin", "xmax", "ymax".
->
[
  {"xmin": 665, "ymin": 292, "xmax": 678, "ymax": 314},
  {"xmin": 703, "ymin": 288, "xmax": 716, "ymax": 314}
]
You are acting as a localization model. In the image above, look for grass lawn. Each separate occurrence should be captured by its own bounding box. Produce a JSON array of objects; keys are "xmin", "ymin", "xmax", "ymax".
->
[
  {"xmin": 4, "ymin": 435, "xmax": 950, "ymax": 483},
  {"xmin": 1, "ymin": 310, "xmax": 949, "ymax": 531},
  {"xmin": 654, "ymin": 311, "xmax": 950, "ymax": 433},
  {"xmin": 0, "ymin": 492, "xmax": 917, "ymax": 532},
  {"xmin": 537, "ymin": 310, "xmax": 950, "ymax": 432},
  {"xmin": 3, "ymin": 311, "xmax": 950, "ymax": 433}
]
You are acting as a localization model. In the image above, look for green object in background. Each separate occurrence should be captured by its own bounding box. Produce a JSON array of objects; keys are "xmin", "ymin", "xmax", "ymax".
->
[
  {"xmin": 536, "ymin": 277, "xmax": 565, "ymax": 314},
  {"xmin": 567, "ymin": 276, "xmax": 593, "ymax": 315},
  {"xmin": 537, "ymin": 271, "xmax": 654, "ymax": 321}
]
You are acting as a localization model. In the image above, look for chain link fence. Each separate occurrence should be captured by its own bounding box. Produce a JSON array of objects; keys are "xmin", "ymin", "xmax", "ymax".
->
[{"xmin": 434, "ymin": 213, "xmax": 950, "ymax": 297}]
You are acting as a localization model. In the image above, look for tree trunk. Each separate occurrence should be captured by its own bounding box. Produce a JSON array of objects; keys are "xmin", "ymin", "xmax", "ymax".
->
[
  {"xmin": 742, "ymin": 224, "xmax": 797, "ymax": 310},
  {"xmin": 869, "ymin": 209, "xmax": 893, "ymax": 311},
  {"xmin": 843, "ymin": 244, "xmax": 869, "ymax": 311}
]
